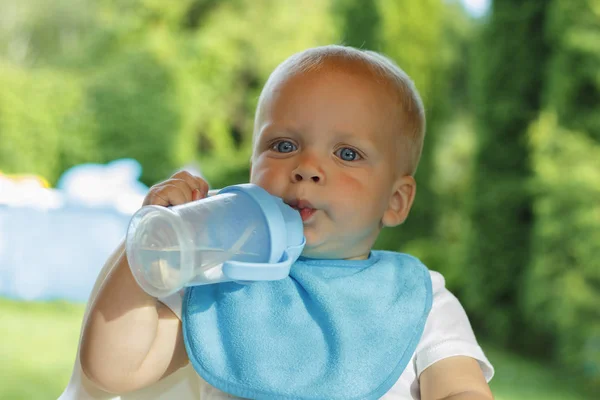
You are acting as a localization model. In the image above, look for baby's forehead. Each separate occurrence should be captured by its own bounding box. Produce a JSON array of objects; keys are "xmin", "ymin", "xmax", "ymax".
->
[
  {"xmin": 262, "ymin": 67, "xmax": 405, "ymax": 129},
  {"xmin": 275, "ymin": 57, "xmax": 399, "ymax": 96},
  {"xmin": 258, "ymin": 61, "xmax": 406, "ymax": 135}
]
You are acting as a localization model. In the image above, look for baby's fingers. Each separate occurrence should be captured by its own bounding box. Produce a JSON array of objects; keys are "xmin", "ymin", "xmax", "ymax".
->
[
  {"xmin": 191, "ymin": 188, "xmax": 202, "ymax": 201},
  {"xmin": 171, "ymin": 171, "xmax": 209, "ymax": 199},
  {"xmin": 144, "ymin": 183, "xmax": 189, "ymax": 207}
]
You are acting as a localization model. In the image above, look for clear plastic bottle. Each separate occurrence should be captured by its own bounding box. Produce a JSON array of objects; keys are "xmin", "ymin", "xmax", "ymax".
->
[{"xmin": 126, "ymin": 184, "xmax": 305, "ymax": 297}]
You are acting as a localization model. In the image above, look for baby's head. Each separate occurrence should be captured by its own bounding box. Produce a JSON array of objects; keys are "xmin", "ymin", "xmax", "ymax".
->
[{"xmin": 249, "ymin": 45, "xmax": 425, "ymax": 260}]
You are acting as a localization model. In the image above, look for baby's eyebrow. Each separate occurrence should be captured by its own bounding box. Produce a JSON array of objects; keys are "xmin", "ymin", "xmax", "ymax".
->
[
  {"xmin": 332, "ymin": 131, "xmax": 377, "ymax": 151},
  {"xmin": 258, "ymin": 124, "xmax": 300, "ymax": 140}
]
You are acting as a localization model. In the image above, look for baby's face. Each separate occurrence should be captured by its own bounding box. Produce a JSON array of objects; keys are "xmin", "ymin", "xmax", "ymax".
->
[{"xmin": 250, "ymin": 65, "xmax": 412, "ymax": 259}]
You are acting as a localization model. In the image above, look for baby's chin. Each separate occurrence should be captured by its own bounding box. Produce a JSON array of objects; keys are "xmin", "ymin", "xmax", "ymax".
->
[
  {"xmin": 298, "ymin": 239, "xmax": 334, "ymax": 259},
  {"xmin": 299, "ymin": 243, "xmax": 369, "ymax": 261},
  {"xmin": 299, "ymin": 224, "xmax": 372, "ymax": 260}
]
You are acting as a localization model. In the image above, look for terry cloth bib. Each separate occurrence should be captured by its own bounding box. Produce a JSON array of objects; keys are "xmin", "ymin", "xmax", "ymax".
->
[{"xmin": 182, "ymin": 250, "xmax": 433, "ymax": 400}]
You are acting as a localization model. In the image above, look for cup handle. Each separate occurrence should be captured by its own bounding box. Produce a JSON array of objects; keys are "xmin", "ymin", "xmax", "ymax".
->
[
  {"xmin": 221, "ymin": 240, "xmax": 305, "ymax": 282},
  {"xmin": 222, "ymin": 251, "xmax": 292, "ymax": 282}
]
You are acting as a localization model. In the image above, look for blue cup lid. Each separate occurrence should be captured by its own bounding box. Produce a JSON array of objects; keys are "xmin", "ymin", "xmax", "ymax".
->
[{"xmin": 217, "ymin": 184, "xmax": 306, "ymax": 282}]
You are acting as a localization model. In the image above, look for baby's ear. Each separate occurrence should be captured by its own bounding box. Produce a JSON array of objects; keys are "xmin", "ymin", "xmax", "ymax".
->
[{"xmin": 381, "ymin": 176, "xmax": 417, "ymax": 228}]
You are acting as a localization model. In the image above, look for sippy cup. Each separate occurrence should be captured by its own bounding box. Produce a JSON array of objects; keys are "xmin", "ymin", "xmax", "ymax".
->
[{"xmin": 125, "ymin": 184, "xmax": 306, "ymax": 298}]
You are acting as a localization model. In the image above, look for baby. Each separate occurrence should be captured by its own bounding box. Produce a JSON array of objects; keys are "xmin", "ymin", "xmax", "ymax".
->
[{"xmin": 74, "ymin": 45, "xmax": 494, "ymax": 400}]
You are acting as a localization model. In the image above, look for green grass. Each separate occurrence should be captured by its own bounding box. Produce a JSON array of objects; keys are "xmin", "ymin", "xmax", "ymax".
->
[
  {"xmin": 485, "ymin": 344, "xmax": 593, "ymax": 400},
  {"xmin": 0, "ymin": 299, "xmax": 594, "ymax": 400},
  {"xmin": 0, "ymin": 299, "xmax": 85, "ymax": 400}
]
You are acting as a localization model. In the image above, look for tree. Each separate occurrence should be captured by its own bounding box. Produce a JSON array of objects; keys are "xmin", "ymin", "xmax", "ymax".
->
[
  {"xmin": 543, "ymin": 0, "xmax": 600, "ymax": 141},
  {"xmin": 525, "ymin": 0, "xmax": 600, "ymax": 389},
  {"xmin": 465, "ymin": 0, "xmax": 550, "ymax": 351},
  {"xmin": 332, "ymin": 0, "xmax": 381, "ymax": 50}
]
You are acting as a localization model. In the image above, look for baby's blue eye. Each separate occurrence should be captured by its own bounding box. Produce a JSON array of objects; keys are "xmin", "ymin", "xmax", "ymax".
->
[
  {"xmin": 272, "ymin": 140, "xmax": 297, "ymax": 153},
  {"xmin": 336, "ymin": 147, "xmax": 360, "ymax": 161}
]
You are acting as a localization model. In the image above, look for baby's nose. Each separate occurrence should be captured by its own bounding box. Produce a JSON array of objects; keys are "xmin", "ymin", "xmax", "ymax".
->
[
  {"xmin": 293, "ymin": 173, "xmax": 321, "ymax": 183},
  {"xmin": 291, "ymin": 162, "xmax": 325, "ymax": 184}
]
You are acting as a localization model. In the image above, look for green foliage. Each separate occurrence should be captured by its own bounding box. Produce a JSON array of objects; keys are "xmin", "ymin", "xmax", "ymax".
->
[
  {"xmin": 0, "ymin": 64, "xmax": 95, "ymax": 184},
  {"xmin": 428, "ymin": 113, "xmax": 477, "ymax": 290},
  {"xmin": 421, "ymin": 2, "xmax": 479, "ymax": 292},
  {"xmin": 85, "ymin": 50, "xmax": 189, "ymax": 184},
  {"xmin": 378, "ymin": 0, "xmax": 443, "ymax": 107},
  {"xmin": 544, "ymin": 0, "xmax": 600, "ymax": 139},
  {"xmin": 522, "ymin": 0, "xmax": 600, "ymax": 388},
  {"xmin": 332, "ymin": 0, "xmax": 381, "ymax": 50},
  {"xmin": 526, "ymin": 107, "xmax": 600, "ymax": 389},
  {"xmin": 0, "ymin": 65, "xmax": 59, "ymax": 180},
  {"xmin": 0, "ymin": 0, "xmax": 98, "ymax": 68},
  {"xmin": 465, "ymin": 0, "xmax": 550, "ymax": 350}
]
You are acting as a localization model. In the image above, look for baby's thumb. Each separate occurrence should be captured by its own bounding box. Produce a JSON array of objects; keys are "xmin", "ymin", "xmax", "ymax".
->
[{"xmin": 192, "ymin": 189, "xmax": 202, "ymax": 201}]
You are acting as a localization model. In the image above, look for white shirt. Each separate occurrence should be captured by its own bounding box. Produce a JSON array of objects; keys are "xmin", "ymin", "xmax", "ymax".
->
[{"xmin": 60, "ymin": 269, "xmax": 494, "ymax": 400}]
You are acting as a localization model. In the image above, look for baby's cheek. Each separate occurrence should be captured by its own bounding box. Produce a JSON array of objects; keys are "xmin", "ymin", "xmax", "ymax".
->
[
  {"xmin": 250, "ymin": 166, "xmax": 283, "ymax": 193},
  {"xmin": 335, "ymin": 173, "xmax": 367, "ymax": 198},
  {"xmin": 334, "ymin": 172, "xmax": 382, "ymax": 223}
]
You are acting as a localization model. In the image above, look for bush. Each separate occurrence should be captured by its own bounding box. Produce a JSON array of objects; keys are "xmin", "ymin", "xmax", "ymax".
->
[
  {"xmin": 0, "ymin": 64, "xmax": 95, "ymax": 184},
  {"xmin": 85, "ymin": 51, "xmax": 195, "ymax": 185},
  {"xmin": 526, "ymin": 113, "xmax": 600, "ymax": 389}
]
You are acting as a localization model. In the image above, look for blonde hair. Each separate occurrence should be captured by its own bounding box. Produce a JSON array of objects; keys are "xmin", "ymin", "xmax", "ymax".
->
[{"xmin": 254, "ymin": 45, "xmax": 426, "ymax": 175}]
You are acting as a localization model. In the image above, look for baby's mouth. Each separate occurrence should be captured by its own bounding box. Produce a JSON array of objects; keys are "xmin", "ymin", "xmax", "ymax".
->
[
  {"xmin": 287, "ymin": 199, "xmax": 317, "ymax": 222},
  {"xmin": 295, "ymin": 207, "xmax": 316, "ymax": 222}
]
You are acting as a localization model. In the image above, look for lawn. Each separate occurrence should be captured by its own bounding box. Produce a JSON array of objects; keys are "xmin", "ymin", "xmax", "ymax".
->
[
  {"xmin": 485, "ymin": 344, "xmax": 593, "ymax": 400},
  {"xmin": 0, "ymin": 299, "xmax": 593, "ymax": 400},
  {"xmin": 0, "ymin": 299, "xmax": 85, "ymax": 400}
]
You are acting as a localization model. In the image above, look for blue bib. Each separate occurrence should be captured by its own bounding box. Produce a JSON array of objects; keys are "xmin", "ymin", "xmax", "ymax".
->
[{"xmin": 182, "ymin": 251, "xmax": 432, "ymax": 400}]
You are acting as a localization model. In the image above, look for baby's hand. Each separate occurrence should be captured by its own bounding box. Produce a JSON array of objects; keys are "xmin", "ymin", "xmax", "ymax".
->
[{"xmin": 143, "ymin": 171, "xmax": 209, "ymax": 207}]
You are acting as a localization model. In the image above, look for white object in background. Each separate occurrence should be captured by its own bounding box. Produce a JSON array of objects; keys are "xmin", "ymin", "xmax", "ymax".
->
[
  {"xmin": 0, "ymin": 175, "xmax": 64, "ymax": 210},
  {"xmin": 57, "ymin": 158, "xmax": 148, "ymax": 214}
]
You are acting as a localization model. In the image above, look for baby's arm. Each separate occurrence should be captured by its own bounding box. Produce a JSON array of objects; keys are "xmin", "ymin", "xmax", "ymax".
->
[
  {"xmin": 80, "ymin": 244, "xmax": 187, "ymax": 393},
  {"xmin": 419, "ymin": 356, "xmax": 494, "ymax": 400},
  {"xmin": 415, "ymin": 270, "xmax": 495, "ymax": 400},
  {"xmin": 80, "ymin": 171, "xmax": 209, "ymax": 393}
]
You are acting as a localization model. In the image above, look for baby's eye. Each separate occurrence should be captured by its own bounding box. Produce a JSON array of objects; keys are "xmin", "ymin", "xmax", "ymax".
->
[
  {"xmin": 335, "ymin": 147, "xmax": 362, "ymax": 161},
  {"xmin": 271, "ymin": 140, "xmax": 297, "ymax": 153}
]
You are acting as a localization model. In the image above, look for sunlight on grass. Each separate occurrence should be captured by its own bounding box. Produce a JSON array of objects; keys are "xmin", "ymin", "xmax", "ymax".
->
[
  {"xmin": 0, "ymin": 299, "xmax": 85, "ymax": 400},
  {"xmin": 0, "ymin": 299, "xmax": 594, "ymax": 400},
  {"xmin": 484, "ymin": 344, "xmax": 592, "ymax": 400}
]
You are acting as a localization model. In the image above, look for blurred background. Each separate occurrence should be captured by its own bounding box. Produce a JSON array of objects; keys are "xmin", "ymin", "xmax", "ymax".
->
[{"xmin": 0, "ymin": 0, "xmax": 598, "ymax": 399}]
